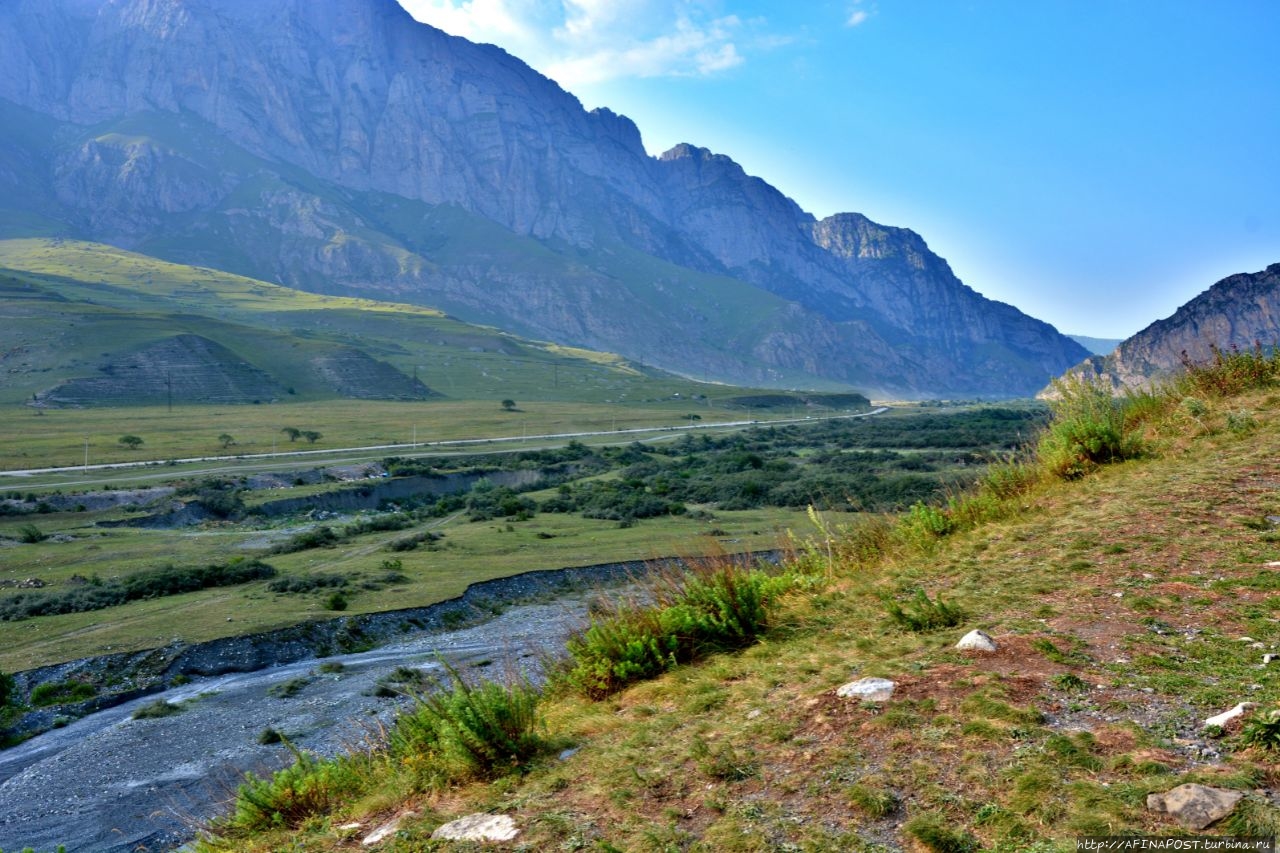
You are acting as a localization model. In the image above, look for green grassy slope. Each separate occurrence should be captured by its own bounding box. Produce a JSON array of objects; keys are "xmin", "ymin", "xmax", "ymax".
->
[
  {"xmin": 190, "ymin": 358, "xmax": 1280, "ymax": 851},
  {"xmin": 0, "ymin": 237, "xmax": 712, "ymax": 406}
]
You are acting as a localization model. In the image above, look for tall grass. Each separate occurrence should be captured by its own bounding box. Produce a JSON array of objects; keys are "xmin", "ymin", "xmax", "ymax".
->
[{"xmin": 1036, "ymin": 374, "xmax": 1143, "ymax": 479}]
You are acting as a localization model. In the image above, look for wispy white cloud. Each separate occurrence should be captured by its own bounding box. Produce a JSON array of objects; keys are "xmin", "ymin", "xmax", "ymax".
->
[
  {"xmin": 845, "ymin": 1, "xmax": 875, "ymax": 28},
  {"xmin": 397, "ymin": 0, "xmax": 749, "ymax": 86}
]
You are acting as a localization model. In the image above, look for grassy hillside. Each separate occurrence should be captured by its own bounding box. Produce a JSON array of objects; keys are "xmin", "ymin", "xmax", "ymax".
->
[
  {"xmin": 0, "ymin": 237, "xmax": 731, "ymax": 407},
  {"xmin": 188, "ymin": 351, "xmax": 1280, "ymax": 850}
]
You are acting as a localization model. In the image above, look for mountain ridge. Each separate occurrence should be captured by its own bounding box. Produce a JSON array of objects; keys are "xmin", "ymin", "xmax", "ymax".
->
[
  {"xmin": 1057, "ymin": 263, "xmax": 1280, "ymax": 391},
  {"xmin": 0, "ymin": 0, "xmax": 1089, "ymax": 396}
]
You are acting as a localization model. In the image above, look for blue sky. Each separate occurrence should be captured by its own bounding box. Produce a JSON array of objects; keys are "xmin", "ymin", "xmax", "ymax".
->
[{"xmin": 397, "ymin": 1, "xmax": 1279, "ymax": 339}]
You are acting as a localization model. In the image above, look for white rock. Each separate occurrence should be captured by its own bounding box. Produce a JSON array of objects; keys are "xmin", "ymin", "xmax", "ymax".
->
[
  {"xmin": 1264, "ymin": 654, "xmax": 1278, "ymax": 665},
  {"xmin": 431, "ymin": 813, "xmax": 520, "ymax": 843},
  {"xmin": 363, "ymin": 812, "xmax": 415, "ymax": 846},
  {"xmin": 955, "ymin": 629, "xmax": 998, "ymax": 652},
  {"xmin": 1203, "ymin": 702, "xmax": 1256, "ymax": 729},
  {"xmin": 836, "ymin": 677, "xmax": 896, "ymax": 703}
]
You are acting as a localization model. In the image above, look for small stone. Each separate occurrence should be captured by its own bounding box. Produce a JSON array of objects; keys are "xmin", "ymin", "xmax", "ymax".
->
[
  {"xmin": 363, "ymin": 812, "xmax": 416, "ymax": 846},
  {"xmin": 431, "ymin": 813, "xmax": 519, "ymax": 842},
  {"xmin": 1251, "ymin": 642, "xmax": 1266, "ymax": 650},
  {"xmin": 836, "ymin": 677, "xmax": 896, "ymax": 703},
  {"xmin": 1238, "ymin": 636, "xmax": 1257, "ymax": 643},
  {"xmin": 1147, "ymin": 784, "xmax": 1244, "ymax": 830},
  {"xmin": 558, "ymin": 747, "xmax": 579, "ymax": 761},
  {"xmin": 746, "ymin": 708, "xmax": 762, "ymax": 719},
  {"xmin": 955, "ymin": 629, "xmax": 998, "ymax": 652},
  {"xmin": 1204, "ymin": 702, "xmax": 1256, "ymax": 729},
  {"xmin": 1264, "ymin": 654, "xmax": 1278, "ymax": 665}
]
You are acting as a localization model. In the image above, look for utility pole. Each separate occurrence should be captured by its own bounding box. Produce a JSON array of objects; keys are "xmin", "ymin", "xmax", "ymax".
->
[
  {"xmin": 166, "ymin": 371, "xmax": 172, "ymax": 413},
  {"xmin": 84, "ymin": 438, "xmax": 88, "ymax": 470}
]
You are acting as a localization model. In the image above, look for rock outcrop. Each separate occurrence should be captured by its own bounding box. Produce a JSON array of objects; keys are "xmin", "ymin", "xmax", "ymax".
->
[
  {"xmin": 0, "ymin": 0, "xmax": 1090, "ymax": 396},
  {"xmin": 1057, "ymin": 264, "xmax": 1280, "ymax": 392}
]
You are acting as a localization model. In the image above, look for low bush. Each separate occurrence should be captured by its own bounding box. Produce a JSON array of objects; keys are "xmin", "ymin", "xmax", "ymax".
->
[
  {"xmin": 1038, "ymin": 374, "xmax": 1143, "ymax": 479},
  {"xmin": 266, "ymin": 573, "xmax": 348, "ymax": 594},
  {"xmin": 16, "ymin": 523, "xmax": 46, "ymax": 544},
  {"xmin": 561, "ymin": 559, "xmax": 791, "ymax": 699},
  {"xmin": 132, "ymin": 699, "xmax": 183, "ymax": 720},
  {"xmin": 0, "ymin": 559, "xmax": 275, "ymax": 621},
  {"xmin": 271, "ymin": 525, "xmax": 341, "ymax": 554},
  {"xmin": 229, "ymin": 741, "xmax": 365, "ymax": 831},
  {"xmin": 1241, "ymin": 709, "xmax": 1280, "ymax": 751},
  {"xmin": 884, "ymin": 589, "xmax": 964, "ymax": 632},
  {"xmin": 30, "ymin": 680, "xmax": 96, "ymax": 707},
  {"xmin": 387, "ymin": 664, "xmax": 547, "ymax": 786}
]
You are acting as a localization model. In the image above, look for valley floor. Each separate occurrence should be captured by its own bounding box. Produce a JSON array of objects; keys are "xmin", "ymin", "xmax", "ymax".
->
[{"xmin": 194, "ymin": 388, "xmax": 1280, "ymax": 851}]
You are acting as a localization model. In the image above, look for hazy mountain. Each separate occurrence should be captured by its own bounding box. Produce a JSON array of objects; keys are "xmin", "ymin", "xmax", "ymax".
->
[
  {"xmin": 0, "ymin": 0, "xmax": 1089, "ymax": 397},
  {"xmin": 1058, "ymin": 264, "xmax": 1280, "ymax": 391},
  {"xmin": 1067, "ymin": 335, "xmax": 1123, "ymax": 356}
]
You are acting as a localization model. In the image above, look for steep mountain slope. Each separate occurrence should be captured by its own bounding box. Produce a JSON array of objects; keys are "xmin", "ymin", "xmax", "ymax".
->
[
  {"xmin": 1061, "ymin": 264, "xmax": 1280, "ymax": 390},
  {"xmin": 0, "ymin": 0, "xmax": 1088, "ymax": 396}
]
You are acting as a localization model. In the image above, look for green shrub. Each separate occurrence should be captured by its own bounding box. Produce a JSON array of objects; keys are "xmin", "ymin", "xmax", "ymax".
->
[
  {"xmin": 884, "ymin": 589, "xmax": 964, "ymax": 632},
  {"xmin": 1241, "ymin": 708, "xmax": 1280, "ymax": 751},
  {"xmin": 0, "ymin": 559, "xmax": 275, "ymax": 621},
  {"xmin": 229, "ymin": 742, "xmax": 364, "ymax": 831},
  {"xmin": 266, "ymin": 573, "xmax": 348, "ymax": 594},
  {"xmin": 132, "ymin": 699, "xmax": 182, "ymax": 719},
  {"xmin": 29, "ymin": 680, "xmax": 96, "ymax": 707},
  {"xmin": 562, "ymin": 560, "xmax": 789, "ymax": 699},
  {"xmin": 16, "ymin": 523, "xmax": 46, "ymax": 544},
  {"xmin": 1038, "ymin": 374, "xmax": 1143, "ymax": 479},
  {"xmin": 388, "ymin": 665, "xmax": 547, "ymax": 786},
  {"xmin": 271, "ymin": 525, "xmax": 341, "ymax": 554},
  {"xmin": 324, "ymin": 591, "xmax": 349, "ymax": 611},
  {"xmin": 267, "ymin": 678, "xmax": 311, "ymax": 699},
  {"xmin": 0, "ymin": 670, "xmax": 12, "ymax": 707}
]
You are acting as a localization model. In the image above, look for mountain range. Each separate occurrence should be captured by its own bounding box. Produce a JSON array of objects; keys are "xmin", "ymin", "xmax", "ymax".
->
[{"xmin": 0, "ymin": 0, "xmax": 1090, "ymax": 397}]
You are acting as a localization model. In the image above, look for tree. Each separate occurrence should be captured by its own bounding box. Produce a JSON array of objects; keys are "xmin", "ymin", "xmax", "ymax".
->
[
  {"xmin": 501, "ymin": 399, "xmax": 517, "ymax": 411},
  {"xmin": 218, "ymin": 433, "xmax": 236, "ymax": 449},
  {"xmin": 119, "ymin": 435, "xmax": 143, "ymax": 450},
  {"xmin": 281, "ymin": 427, "xmax": 301, "ymax": 442},
  {"xmin": 0, "ymin": 669, "xmax": 12, "ymax": 707},
  {"xmin": 301, "ymin": 430, "xmax": 322, "ymax": 444}
]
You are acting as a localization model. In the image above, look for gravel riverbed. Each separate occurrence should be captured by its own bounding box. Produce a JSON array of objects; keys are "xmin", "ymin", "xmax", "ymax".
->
[{"xmin": 0, "ymin": 595, "xmax": 595, "ymax": 853}]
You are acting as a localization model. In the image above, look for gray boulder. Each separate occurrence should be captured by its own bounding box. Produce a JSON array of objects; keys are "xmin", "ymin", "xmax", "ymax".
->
[{"xmin": 1147, "ymin": 784, "xmax": 1243, "ymax": 830}]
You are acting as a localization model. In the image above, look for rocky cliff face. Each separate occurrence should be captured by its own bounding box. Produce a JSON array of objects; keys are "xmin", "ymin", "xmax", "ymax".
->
[
  {"xmin": 1059, "ymin": 264, "xmax": 1280, "ymax": 391},
  {"xmin": 0, "ymin": 0, "xmax": 1089, "ymax": 396}
]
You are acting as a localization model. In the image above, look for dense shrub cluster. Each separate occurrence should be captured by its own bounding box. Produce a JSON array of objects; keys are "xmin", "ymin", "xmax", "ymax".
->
[
  {"xmin": 561, "ymin": 559, "xmax": 791, "ymax": 699},
  {"xmin": 0, "ymin": 559, "xmax": 276, "ymax": 621},
  {"xmin": 266, "ymin": 573, "xmax": 349, "ymax": 594},
  {"xmin": 30, "ymin": 680, "xmax": 97, "ymax": 707}
]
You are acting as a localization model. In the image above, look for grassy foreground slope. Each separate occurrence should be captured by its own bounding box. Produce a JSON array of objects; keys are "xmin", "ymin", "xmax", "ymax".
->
[{"xmin": 193, "ymin": 352, "xmax": 1280, "ymax": 850}]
